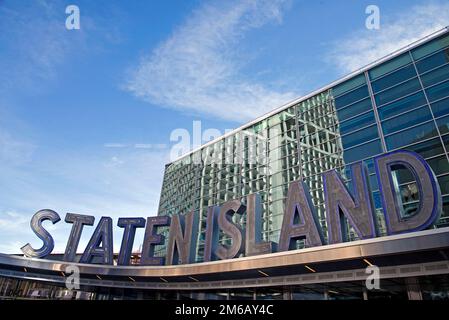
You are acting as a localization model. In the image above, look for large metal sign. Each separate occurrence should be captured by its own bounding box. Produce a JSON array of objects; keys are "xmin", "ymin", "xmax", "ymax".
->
[{"xmin": 20, "ymin": 150, "xmax": 442, "ymax": 266}]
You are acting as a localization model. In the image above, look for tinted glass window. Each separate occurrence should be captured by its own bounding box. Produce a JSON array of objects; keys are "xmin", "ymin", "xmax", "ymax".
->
[
  {"xmin": 402, "ymin": 137, "xmax": 444, "ymax": 158},
  {"xmin": 369, "ymin": 53, "xmax": 412, "ymax": 80},
  {"xmin": 373, "ymin": 191, "xmax": 382, "ymax": 208},
  {"xmin": 416, "ymin": 48, "xmax": 449, "ymax": 73},
  {"xmin": 438, "ymin": 175, "xmax": 449, "ymax": 195},
  {"xmin": 421, "ymin": 63, "xmax": 449, "ymax": 87},
  {"xmin": 431, "ymin": 96, "xmax": 449, "ymax": 117},
  {"xmin": 375, "ymin": 78, "xmax": 421, "ymax": 106},
  {"xmin": 426, "ymin": 79, "xmax": 449, "ymax": 102},
  {"xmin": 339, "ymin": 111, "xmax": 375, "ymax": 135},
  {"xmin": 444, "ymin": 135, "xmax": 449, "ymax": 151},
  {"xmin": 342, "ymin": 125, "xmax": 379, "ymax": 149},
  {"xmin": 335, "ymin": 85, "xmax": 369, "ymax": 109},
  {"xmin": 343, "ymin": 139, "xmax": 382, "ymax": 163},
  {"xmin": 428, "ymin": 155, "xmax": 449, "ymax": 176},
  {"xmin": 385, "ymin": 121, "xmax": 438, "ymax": 150},
  {"xmin": 382, "ymin": 106, "xmax": 432, "ymax": 135},
  {"xmin": 412, "ymin": 33, "xmax": 449, "ymax": 60},
  {"xmin": 333, "ymin": 74, "xmax": 366, "ymax": 97},
  {"xmin": 371, "ymin": 64, "xmax": 417, "ymax": 93},
  {"xmin": 378, "ymin": 91, "xmax": 427, "ymax": 120},
  {"xmin": 337, "ymin": 98, "xmax": 372, "ymax": 122},
  {"xmin": 437, "ymin": 114, "xmax": 449, "ymax": 134}
]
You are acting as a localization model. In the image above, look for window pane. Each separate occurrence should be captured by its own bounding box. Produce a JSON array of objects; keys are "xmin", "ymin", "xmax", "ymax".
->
[
  {"xmin": 428, "ymin": 155, "xmax": 449, "ymax": 176},
  {"xmin": 337, "ymin": 98, "xmax": 372, "ymax": 122},
  {"xmin": 373, "ymin": 191, "xmax": 382, "ymax": 208},
  {"xmin": 377, "ymin": 91, "xmax": 427, "ymax": 120},
  {"xmin": 339, "ymin": 111, "xmax": 375, "ymax": 135},
  {"xmin": 375, "ymin": 78, "xmax": 421, "ymax": 106},
  {"xmin": 402, "ymin": 137, "xmax": 444, "ymax": 158},
  {"xmin": 371, "ymin": 64, "xmax": 417, "ymax": 93},
  {"xmin": 333, "ymin": 74, "xmax": 366, "ymax": 97},
  {"xmin": 438, "ymin": 174, "xmax": 449, "ymax": 195},
  {"xmin": 382, "ymin": 106, "xmax": 432, "ymax": 135},
  {"xmin": 393, "ymin": 167, "xmax": 416, "ymax": 184},
  {"xmin": 342, "ymin": 125, "xmax": 379, "ymax": 149},
  {"xmin": 443, "ymin": 134, "xmax": 449, "ymax": 151},
  {"xmin": 364, "ymin": 158, "xmax": 376, "ymax": 174},
  {"xmin": 431, "ymin": 96, "xmax": 449, "ymax": 117},
  {"xmin": 343, "ymin": 140, "xmax": 382, "ymax": 163},
  {"xmin": 421, "ymin": 63, "xmax": 449, "ymax": 87},
  {"xmin": 385, "ymin": 121, "xmax": 438, "ymax": 150},
  {"xmin": 369, "ymin": 53, "xmax": 412, "ymax": 80},
  {"xmin": 416, "ymin": 48, "xmax": 449, "ymax": 73},
  {"xmin": 412, "ymin": 33, "xmax": 449, "ymax": 60},
  {"xmin": 335, "ymin": 85, "xmax": 369, "ymax": 109},
  {"xmin": 426, "ymin": 79, "xmax": 449, "ymax": 102},
  {"xmin": 436, "ymin": 114, "xmax": 449, "ymax": 134}
]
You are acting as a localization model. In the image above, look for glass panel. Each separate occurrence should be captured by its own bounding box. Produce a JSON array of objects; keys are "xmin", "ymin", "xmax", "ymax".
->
[
  {"xmin": 436, "ymin": 114, "xmax": 449, "ymax": 134},
  {"xmin": 373, "ymin": 191, "xmax": 382, "ymax": 208},
  {"xmin": 339, "ymin": 111, "xmax": 375, "ymax": 135},
  {"xmin": 426, "ymin": 79, "xmax": 449, "ymax": 102},
  {"xmin": 333, "ymin": 74, "xmax": 366, "ymax": 97},
  {"xmin": 371, "ymin": 64, "xmax": 417, "ymax": 93},
  {"xmin": 341, "ymin": 125, "xmax": 379, "ymax": 149},
  {"xmin": 343, "ymin": 139, "xmax": 382, "ymax": 163},
  {"xmin": 385, "ymin": 121, "xmax": 438, "ymax": 150},
  {"xmin": 402, "ymin": 137, "xmax": 444, "ymax": 158},
  {"xmin": 369, "ymin": 174, "xmax": 379, "ymax": 190},
  {"xmin": 427, "ymin": 155, "xmax": 449, "ymax": 176},
  {"xmin": 381, "ymin": 106, "xmax": 432, "ymax": 135},
  {"xmin": 438, "ymin": 174, "xmax": 449, "ymax": 195},
  {"xmin": 364, "ymin": 158, "xmax": 376, "ymax": 174},
  {"xmin": 369, "ymin": 53, "xmax": 412, "ymax": 80},
  {"xmin": 336, "ymin": 98, "xmax": 372, "ymax": 122},
  {"xmin": 412, "ymin": 33, "xmax": 449, "ymax": 60},
  {"xmin": 421, "ymin": 63, "xmax": 449, "ymax": 87},
  {"xmin": 416, "ymin": 48, "xmax": 449, "ymax": 73},
  {"xmin": 375, "ymin": 78, "xmax": 421, "ymax": 106},
  {"xmin": 443, "ymin": 134, "xmax": 449, "ymax": 151},
  {"xmin": 335, "ymin": 85, "xmax": 369, "ymax": 109},
  {"xmin": 393, "ymin": 166, "xmax": 415, "ymax": 184},
  {"xmin": 439, "ymin": 196, "xmax": 449, "ymax": 227},
  {"xmin": 431, "ymin": 96, "xmax": 449, "ymax": 117},
  {"xmin": 377, "ymin": 91, "xmax": 427, "ymax": 120}
]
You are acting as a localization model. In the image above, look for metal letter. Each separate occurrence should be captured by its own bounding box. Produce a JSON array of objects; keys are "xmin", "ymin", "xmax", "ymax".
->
[
  {"xmin": 323, "ymin": 163, "xmax": 378, "ymax": 244},
  {"xmin": 245, "ymin": 193, "xmax": 274, "ymax": 256},
  {"xmin": 79, "ymin": 217, "xmax": 113, "ymax": 265},
  {"xmin": 215, "ymin": 200, "xmax": 245, "ymax": 260},
  {"xmin": 278, "ymin": 181, "xmax": 324, "ymax": 251},
  {"xmin": 203, "ymin": 206, "xmax": 220, "ymax": 262},
  {"xmin": 166, "ymin": 210, "xmax": 198, "ymax": 265},
  {"xmin": 117, "ymin": 217, "xmax": 146, "ymax": 265},
  {"xmin": 374, "ymin": 150, "xmax": 442, "ymax": 235},
  {"xmin": 21, "ymin": 209, "xmax": 61, "ymax": 258},
  {"xmin": 63, "ymin": 213, "xmax": 95, "ymax": 262},
  {"xmin": 140, "ymin": 216, "xmax": 170, "ymax": 266}
]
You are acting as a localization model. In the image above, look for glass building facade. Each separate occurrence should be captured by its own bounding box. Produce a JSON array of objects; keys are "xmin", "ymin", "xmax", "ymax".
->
[
  {"xmin": 156, "ymin": 29, "xmax": 449, "ymax": 262},
  {"xmin": 1, "ymin": 30, "xmax": 449, "ymax": 302}
]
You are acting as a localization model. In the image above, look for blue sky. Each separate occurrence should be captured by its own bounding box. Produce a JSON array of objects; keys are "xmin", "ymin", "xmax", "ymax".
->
[{"xmin": 0, "ymin": 0, "xmax": 448, "ymax": 254}]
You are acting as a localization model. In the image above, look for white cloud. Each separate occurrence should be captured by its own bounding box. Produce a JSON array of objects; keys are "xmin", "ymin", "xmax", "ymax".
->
[
  {"xmin": 0, "ymin": 128, "xmax": 36, "ymax": 165},
  {"xmin": 0, "ymin": 132, "xmax": 170, "ymax": 254},
  {"xmin": 125, "ymin": 0, "xmax": 296, "ymax": 122},
  {"xmin": 0, "ymin": 1, "xmax": 74, "ymax": 93},
  {"xmin": 0, "ymin": 0, "xmax": 123, "ymax": 94},
  {"xmin": 328, "ymin": 2, "xmax": 449, "ymax": 74}
]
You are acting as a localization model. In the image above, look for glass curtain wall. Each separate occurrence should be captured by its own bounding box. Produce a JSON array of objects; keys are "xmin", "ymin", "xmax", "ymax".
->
[{"xmin": 156, "ymin": 31, "xmax": 449, "ymax": 261}]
